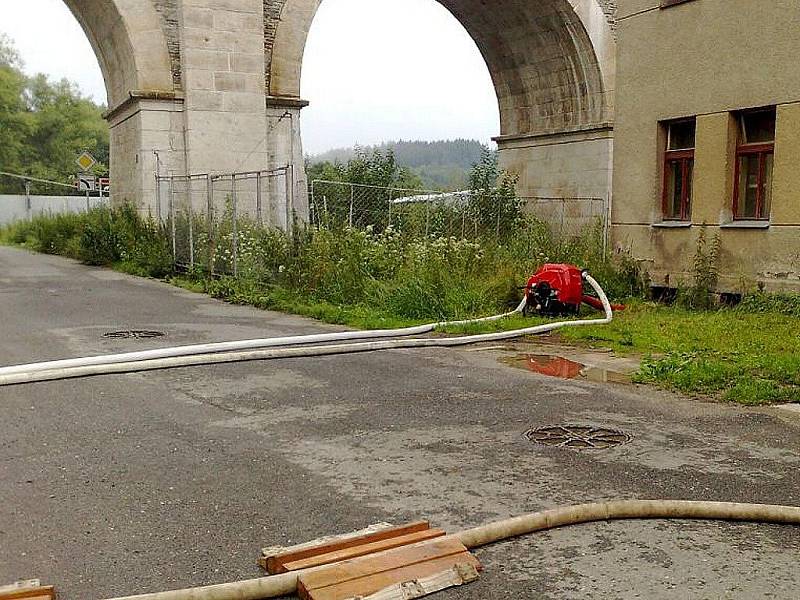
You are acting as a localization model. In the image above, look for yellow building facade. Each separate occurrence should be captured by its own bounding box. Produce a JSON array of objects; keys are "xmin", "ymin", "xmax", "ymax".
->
[{"xmin": 611, "ymin": 0, "xmax": 800, "ymax": 292}]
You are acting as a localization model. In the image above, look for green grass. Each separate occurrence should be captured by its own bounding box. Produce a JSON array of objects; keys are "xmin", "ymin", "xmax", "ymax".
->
[
  {"xmin": 3, "ymin": 206, "xmax": 799, "ymax": 406},
  {"xmin": 559, "ymin": 302, "xmax": 800, "ymax": 405},
  {"xmin": 170, "ymin": 274, "xmax": 800, "ymax": 405}
]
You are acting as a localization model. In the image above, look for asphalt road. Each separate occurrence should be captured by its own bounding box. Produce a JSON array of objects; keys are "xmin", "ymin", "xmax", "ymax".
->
[{"xmin": 1, "ymin": 245, "xmax": 799, "ymax": 599}]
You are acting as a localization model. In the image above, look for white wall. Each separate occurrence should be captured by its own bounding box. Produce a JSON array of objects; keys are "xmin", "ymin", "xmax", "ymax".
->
[{"xmin": 0, "ymin": 195, "xmax": 109, "ymax": 226}]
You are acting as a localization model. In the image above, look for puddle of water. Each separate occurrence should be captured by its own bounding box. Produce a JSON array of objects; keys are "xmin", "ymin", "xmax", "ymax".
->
[{"xmin": 502, "ymin": 354, "xmax": 631, "ymax": 384}]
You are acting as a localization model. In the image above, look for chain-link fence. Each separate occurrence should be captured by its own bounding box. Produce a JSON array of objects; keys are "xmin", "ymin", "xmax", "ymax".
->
[
  {"xmin": 157, "ymin": 171, "xmax": 609, "ymax": 276},
  {"xmin": 309, "ymin": 179, "xmax": 608, "ymax": 243},
  {"xmin": 156, "ymin": 167, "xmax": 290, "ymax": 275}
]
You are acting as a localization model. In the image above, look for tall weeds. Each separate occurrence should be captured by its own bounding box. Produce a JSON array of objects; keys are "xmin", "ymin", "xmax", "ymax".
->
[{"xmin": 2, "ymin": 206, "xmax": 647, "ymax": 321}]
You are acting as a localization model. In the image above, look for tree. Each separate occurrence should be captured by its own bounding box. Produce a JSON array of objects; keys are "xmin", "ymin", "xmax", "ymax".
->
[
  {"xmin": 0, "ymin": 33, "xmax": 22, "ymax": 69},
  {"xmin": 308, "ymin": 139, "xmax": 488, "ymax": 190},
  {"xmin": 0, "ymin": 36, "xmax": 109, "ymax": 192},
  {"xmin": 0, "ymin": 35, "xmax": 30, "ymax": 180},
  {"xmin": 306, "ymin": 148, "xmax": 423, "ymax": 230},
  {"xmin": 25, "ymin": 74, "xmax": 109, "ymax": 182},
  {"xmin": 467, "ymin": 148, "xmax": 521, "ymax": 237},
  {"xmin": 307, "ymin": 147, "xmax": 421, "ymax": 190}
]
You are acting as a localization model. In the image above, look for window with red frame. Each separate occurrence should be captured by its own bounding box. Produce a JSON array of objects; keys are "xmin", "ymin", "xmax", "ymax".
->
[
  {"xmin": 662, "ymin": 119, "xmax": 696, "ymax": 221},
  {"xmin": 734, "ymin": 108, "xmax": 775, "ymax": 221}
]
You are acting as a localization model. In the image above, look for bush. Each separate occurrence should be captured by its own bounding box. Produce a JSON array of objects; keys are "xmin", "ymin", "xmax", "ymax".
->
[
  {"xmin": 737, "ymin": 292, "xmax": 800, "ymax": 317},
  {"xmin": 0, "ymin": 204, "xmax": 170, "ymax": 277}
]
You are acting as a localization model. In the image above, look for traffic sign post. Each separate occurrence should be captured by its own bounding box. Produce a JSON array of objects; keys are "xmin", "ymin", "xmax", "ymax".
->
[
  {"xmin": 76, "ymin": 151, "xmax": 97, "ymax": 172},
  {"xmin": 77, "ymin": 173, "xmax": 97, "ymax": 192}
]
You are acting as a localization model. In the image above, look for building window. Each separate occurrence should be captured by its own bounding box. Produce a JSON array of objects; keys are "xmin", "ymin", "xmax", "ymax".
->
[
  {"xmin": 733, "ymin": 108, "xmax": 775, "ymax": 221},
  {"xmin": 662, "ymin": 119, "xmax": 696, "ymax": 221}
]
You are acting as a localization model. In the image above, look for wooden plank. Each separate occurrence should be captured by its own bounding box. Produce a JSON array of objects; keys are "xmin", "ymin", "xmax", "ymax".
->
[
  {"xmin": 260, "ymin": 522, "xmax": 394, "ymax": 567},
  {"xmin": 267, "ymin": 521, "xmax": 431, "ymax": 574},
  {"xmin": 282, "ymin": 529, "xmax": 446, "ymax": 572},
  {"xmin": 353, "ymin": 562, "xmax": 480, "ymax": 600},
  {"xmin": 0, "ymin": 582, "xmax": 40, "ymax": 595},
  {"xmin": 0, "ymin": 586, "xmax": 55, "ymax": 600},
  {"xmin": 298, "ymin": 537, "xmax": 476, "ymax": 595},
  {"xmin": 303, "ymin": 554, "xmax": 480, "ymax": 600}
]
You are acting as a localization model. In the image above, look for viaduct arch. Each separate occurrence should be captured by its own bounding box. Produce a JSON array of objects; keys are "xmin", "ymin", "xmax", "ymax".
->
[{"xmin": 60, "ymin": 0, "xmax": 617, "ymax": 212}]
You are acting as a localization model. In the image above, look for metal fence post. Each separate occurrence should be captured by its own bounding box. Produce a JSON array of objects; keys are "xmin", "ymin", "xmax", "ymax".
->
[
  {"xmin": 309, "ymin": 179, "xmax": 315, "ymax": 228},
  {"xmin": 387, "ymin": 188, "xmax": 393, "ymax": 228},
  {"xmin": 24, "ymin": 180, "xmax": 31, "ymax": 219},
  {"xmin": 155, "ymin": 175, "xmax": 162, "ymax": 223},
  {"xmin": 231, "ymin": 174, "xmax": 239, "ymax": 277},
  {"xmin": 256, "ymin": 172, "xmax": 263, "ymax": 227},
  {"xmin": 349, "ymin": 184, "xmax": 354, "ymax": 228},
  {"xmin": 188, "ymin": 189, "xmax": 195, "ymax": 271},
  {"xmin": 284, "ymin": 167, "xmax": 292, "ymax": 233},
  {"xmin": 206, "ymin": 174, "xmax": 214, "ymax": 274},
  {"xmin": 169, "ymin": 176, "xmax": 177, "ymax": 264}
]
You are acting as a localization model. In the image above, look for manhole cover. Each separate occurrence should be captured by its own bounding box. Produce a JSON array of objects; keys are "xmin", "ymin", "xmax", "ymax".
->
[
  {"xmin": 526, "ymin": 425, "xmax": 632, "ymax": 450},
  {"xmin": 103, "ymin": 330, "xmax": 166, "ymax": 340}
]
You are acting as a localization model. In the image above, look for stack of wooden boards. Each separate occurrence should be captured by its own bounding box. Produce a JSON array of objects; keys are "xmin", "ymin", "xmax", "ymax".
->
[
  {"xmin": 0, "ymin": 580, "xmax": 55, "ymax": 600},
  {"xmin": 259, "ymin": 521, "xmax": 481, "ymax": 600}
]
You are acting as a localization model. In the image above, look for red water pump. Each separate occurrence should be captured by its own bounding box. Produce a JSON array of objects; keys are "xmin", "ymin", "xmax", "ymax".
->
[{"xmin": 524, "ymin": 264, "xmax": 623, "ymax": 316}]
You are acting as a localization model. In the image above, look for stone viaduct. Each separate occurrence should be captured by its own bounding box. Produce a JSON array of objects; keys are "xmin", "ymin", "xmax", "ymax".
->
[{"xmin": 64, "ymin": 0, "xmax": 617, "ymax": 214}]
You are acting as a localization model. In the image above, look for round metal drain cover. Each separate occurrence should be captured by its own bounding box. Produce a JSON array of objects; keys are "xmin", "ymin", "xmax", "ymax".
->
[
  {"xmin": 103, "ymin": 330, "xmax": 166, "ymax": 340},
  {"xmin": 526, "ymin": 425, "xmax": 632, "ymax": 450}
]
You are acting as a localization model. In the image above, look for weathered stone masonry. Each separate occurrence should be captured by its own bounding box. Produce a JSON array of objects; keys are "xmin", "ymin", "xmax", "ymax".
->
[
  {"xmin": 152, "ymin": 0, "xmax": 184, "ymax": 90},
  {"xmin": 264, "ymin": 0, "xmax": 288, "ymax": 94}
]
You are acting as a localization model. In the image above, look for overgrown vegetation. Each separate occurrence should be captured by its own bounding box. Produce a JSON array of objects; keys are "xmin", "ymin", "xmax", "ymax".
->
[
  {"xmin": 0, "ymin": 34, "xmax": 109, "ymax": 190},
  {"xmin": 1, "ymin": 205, "xmax": 171, "ymax": 277},
  {"xmin": 676, "ymin": 227, "xmax": 721, "ymax": 310}
]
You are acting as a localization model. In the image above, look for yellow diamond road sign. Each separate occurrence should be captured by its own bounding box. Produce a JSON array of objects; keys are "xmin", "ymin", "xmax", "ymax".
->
[{"xmin": 76, "ymin": 151, "xmax": 97, "ymax": 172}]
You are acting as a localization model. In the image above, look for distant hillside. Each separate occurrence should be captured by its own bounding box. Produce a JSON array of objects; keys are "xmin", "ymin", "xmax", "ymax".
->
[{"xmin": 309, "ymin": 139, "xmax": 489, "ymax": 190}]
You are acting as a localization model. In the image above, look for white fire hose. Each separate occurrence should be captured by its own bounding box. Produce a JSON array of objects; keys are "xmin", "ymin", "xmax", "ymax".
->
[{"xmin": 0, "ymin": 274, "xmax": 612, "ymax": 386}]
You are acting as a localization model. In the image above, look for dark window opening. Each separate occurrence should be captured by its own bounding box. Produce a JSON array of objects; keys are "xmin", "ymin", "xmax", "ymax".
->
[
  {"xmin": 734, "ymin": 108, "xmax": 775, "ymax": 221},
  {"xmin": 662, "ymin": 119, "xmax": 696, "ymax": 221}
]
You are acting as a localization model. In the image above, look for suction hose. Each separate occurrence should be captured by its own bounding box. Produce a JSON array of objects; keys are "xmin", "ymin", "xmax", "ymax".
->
[
  {"xmin": 0, "ymin": 274, "xmax": 610, "ymax": 386},
  {"xmin": 102, "ymin": 500, "xmax": 800, "ymax": 600}
]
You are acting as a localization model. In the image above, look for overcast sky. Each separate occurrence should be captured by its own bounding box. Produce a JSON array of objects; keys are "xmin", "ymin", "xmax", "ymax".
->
[{"xmin": 1, "ymin": 0, "xmax": 499, "ymax": 155}]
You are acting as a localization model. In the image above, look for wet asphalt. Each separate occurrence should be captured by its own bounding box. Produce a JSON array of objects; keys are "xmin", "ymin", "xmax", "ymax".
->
[{"xmin": 1, "ymin": 245, "xmax": 799, "ymax": 599}]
